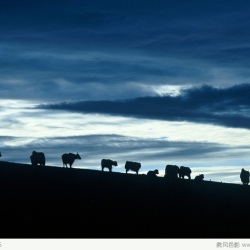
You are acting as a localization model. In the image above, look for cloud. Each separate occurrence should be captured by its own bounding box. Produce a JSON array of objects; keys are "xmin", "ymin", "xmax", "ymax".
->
[
  {"xmin": 1, "ymin": 1, "xmax": 250, "ymax": 102},
  {"xmin": 37, "ymin": 84, "xmax": 250, "ymax": 129}
]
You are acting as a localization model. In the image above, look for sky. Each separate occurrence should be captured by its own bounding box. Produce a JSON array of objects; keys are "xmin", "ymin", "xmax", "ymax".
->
[{"xmin": 1, "ymin": 0, "xmax": 250, "ymax": 184}]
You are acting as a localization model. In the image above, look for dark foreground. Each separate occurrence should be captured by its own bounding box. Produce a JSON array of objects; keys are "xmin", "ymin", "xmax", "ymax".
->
[{"xmin": 0, "ymin": 161, "xmax": 249, "ymax": 238}]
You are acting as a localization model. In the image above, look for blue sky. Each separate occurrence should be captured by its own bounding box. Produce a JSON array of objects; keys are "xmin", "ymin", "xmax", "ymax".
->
[{"xmin": 1, "ymin": 0, "xmax": 250, "ymax": 183}]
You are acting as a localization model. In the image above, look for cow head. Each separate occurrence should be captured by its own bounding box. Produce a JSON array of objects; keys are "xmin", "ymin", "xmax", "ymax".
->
[{"xmin": 76, "ymin": 152, "xmax": 81, "ymax": 160}]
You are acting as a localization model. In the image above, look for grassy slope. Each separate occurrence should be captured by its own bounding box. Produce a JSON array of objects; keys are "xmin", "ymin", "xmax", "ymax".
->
[{"xmin": 0, "ymin": 161, "xmax": 249, "ymax": 238}]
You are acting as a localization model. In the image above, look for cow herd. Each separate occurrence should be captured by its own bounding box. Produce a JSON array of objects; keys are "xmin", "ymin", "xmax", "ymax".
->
[
  {"xmin": 30, "ymin": 151, "xmax": 81, "ymax": 168},
  {"xmin": 1, "ymin": 150, "xmax": 197, "ymax": 179},
  {"xmin": 0, "ymin": 151, "xmax": 249, "ymax": 184},
  {"xmin": 164, "ymin": 165, "xmax": 192, "ymax": 179}
]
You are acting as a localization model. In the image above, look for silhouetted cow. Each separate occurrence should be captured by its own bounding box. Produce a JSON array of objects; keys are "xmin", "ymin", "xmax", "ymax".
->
[
  {"xmin": 62, "ymin": 152, "xmax": 81, "ymax": 168},
  {"xmin": 164, "ymin": 165, "xmax": 179, "ymax": 179},
  {"xmin": 195, "ymin": 174, "xmax": 204, "ymax": 181},
  {"xmin": 125, "ymin": 161, "xmax": 141, "ymax": 175},
  {"xmin": 30, "ymin": 151, "xmax": 46, "ymax": 166},
  {"xmin": 240, "ymin": 168, "xmax": 249, "ymax": 185},
  {"xmin": 0, "ymin": 152, "xmax": 2, "ymax": 157},
  {"xmin": 147, "ymin": 169, "xmax": 159, "ymax": 177},
  {"xmin": 179, "ymin": 166, "xmax": 192, "ymax": 179},
  {"xmin": 101, "ymin": 159, "xmax": 118, "ymax": 172}
]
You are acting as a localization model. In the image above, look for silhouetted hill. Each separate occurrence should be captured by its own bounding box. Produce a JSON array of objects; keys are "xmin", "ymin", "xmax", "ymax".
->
[{"xmin": 0, "ymin": 161, "xmax": 249, "ymax": 238}]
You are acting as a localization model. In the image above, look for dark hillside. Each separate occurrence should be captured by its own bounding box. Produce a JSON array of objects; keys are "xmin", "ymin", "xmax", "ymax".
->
[{"xmin": 0, "ymin": 161, "xmax": 249, "ymax": 238}]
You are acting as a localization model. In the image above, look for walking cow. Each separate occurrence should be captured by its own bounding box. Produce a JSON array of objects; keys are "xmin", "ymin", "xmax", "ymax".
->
[
  {"xmin": 30, "ymin": 151, "xmax": 46, "ymax": 166},
  {"xmin": 62, "ymin": 152, "xmax": 81, "ymax": 168},
  {"xmin": 125, "ymin": 161, "xmax": 141, "ymax": 175},
  {"xmin": 101, "ymin": 159, "xmax": 118, "ymax": 172},
  {"xmin": 240, "ymin": 168, "xmax": 249, "ymax": 185},
  {"xmin": 179, "ymin": 166, "xmax": 192, "ymax": 179}
]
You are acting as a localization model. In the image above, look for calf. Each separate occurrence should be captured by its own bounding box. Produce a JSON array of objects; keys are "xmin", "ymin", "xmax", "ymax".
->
[
  {"xmin": 101, "ymin": 159, "xmax": 118, "ymax": 172},
  {"xmin": 147, "ymin": 169, "xmax": 159, "ymax": 177},
  {"xmin": 195, "ymin": 174, "xmax": 204, "ymax": 181}
]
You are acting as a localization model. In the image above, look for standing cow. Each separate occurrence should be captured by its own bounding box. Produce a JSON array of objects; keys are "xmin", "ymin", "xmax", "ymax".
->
[
  {"xmin": 62, "ymin": 152, "xmax": 81, "ymax": 168},
  {"xmin": 240, "ymin": 168, "xmax": 249, "ymax": 185},
  {"xmin": 164, "ymin": 165, "xmax": 179, "ymax": 179},
  {"xmin": 125, "ymin": 161, "xmax": 141, "ymax": 175},
  {"xmin": 30, "ymin": 151, "xmax": 46, "ymax": 166},
  {"xmin": 101, "ymin": 159, "xmax": 118, "ymax": 172},
  {"xmin": 0, "ymin": 152, "xmax": 2, "ymax": 157},
  {"xmin": 179, "ymin": 166, "xmax": 192, "ymax": 179}
]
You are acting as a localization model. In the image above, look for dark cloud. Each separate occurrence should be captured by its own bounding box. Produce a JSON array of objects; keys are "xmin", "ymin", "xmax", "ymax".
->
[
  {"xmin": 2, "ymin": 0, "xmax": 249, "ymax": 57},
  {"xmin": 38, "ymin": 84, "xmax": 250, "ymax": 129},
  {"xmin": 1, "ymin": 1, "xmax": 250, "ymax": 102}
]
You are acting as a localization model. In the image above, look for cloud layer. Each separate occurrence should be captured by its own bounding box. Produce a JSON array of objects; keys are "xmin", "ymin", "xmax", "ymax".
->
[
  {"xmin": 1, "ymin": 0, "xmax": 250, "ymax": 101},
  {"xmin": 38, "ymin": 84, "xmax": 250, "ymax": 129},
  {"xmin": 0, "ymin": 133, "xmax": 243, "ymax": 169}
]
